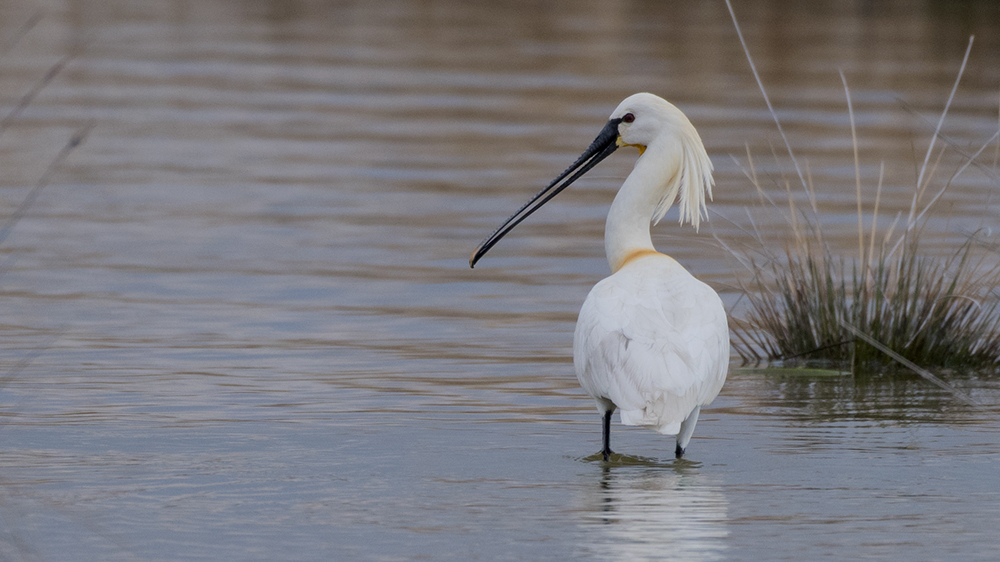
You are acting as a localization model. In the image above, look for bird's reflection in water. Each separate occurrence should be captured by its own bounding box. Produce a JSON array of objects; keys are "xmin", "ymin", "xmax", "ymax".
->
[{"xmin": 577, "ymin": 456, "xmax": 728, "ymax": 561}]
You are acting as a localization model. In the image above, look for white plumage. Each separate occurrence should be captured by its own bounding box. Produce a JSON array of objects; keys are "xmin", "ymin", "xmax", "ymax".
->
[
  {"xmin": 471, "ymin": 93, "xmax": 729, "ymax": 460},
  {"xmin": 574, "ymin": 252, "xmax": 728, "ymax": 450}
]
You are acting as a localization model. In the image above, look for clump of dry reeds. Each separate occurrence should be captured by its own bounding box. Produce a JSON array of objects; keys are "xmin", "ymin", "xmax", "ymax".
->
[
  {"xmin": 730, "ymin": 203, "xmax": 1000, "ymax": 372},
  {"xmin": 722, "ymin": 22, "xmax": 1000, "ymax": 374}
]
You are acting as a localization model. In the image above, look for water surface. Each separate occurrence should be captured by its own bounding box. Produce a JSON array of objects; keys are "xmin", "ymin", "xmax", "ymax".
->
[{"xmin": 0, "ymin": 0, "xmax": 998, "ymax": 560}]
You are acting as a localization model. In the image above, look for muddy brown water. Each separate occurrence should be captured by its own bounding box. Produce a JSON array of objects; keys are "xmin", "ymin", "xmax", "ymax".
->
[{"xmin": 0, "ymin": 0, "xmax": 997, "ymax": 560}]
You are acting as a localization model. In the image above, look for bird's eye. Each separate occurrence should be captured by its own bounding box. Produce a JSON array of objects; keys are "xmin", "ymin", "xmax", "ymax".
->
[{"xmin": 622, "ymin": 113, "xmax": 635, "ymax": 123}]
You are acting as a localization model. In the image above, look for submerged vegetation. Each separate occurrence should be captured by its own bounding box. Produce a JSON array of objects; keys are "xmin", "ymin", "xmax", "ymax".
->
[{"xmin": 722, "ymin": 21, "xmax": 1000, "ymax": 375}]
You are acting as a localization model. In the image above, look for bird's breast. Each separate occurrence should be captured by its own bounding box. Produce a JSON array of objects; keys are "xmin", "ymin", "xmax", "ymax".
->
[
  {"xmin": 573, "ymin": 254, "xmax": 729, "ymax": 420},
  {"xmin": 612, "ymin": 248, "xmax": 665, "ymax": 273}
]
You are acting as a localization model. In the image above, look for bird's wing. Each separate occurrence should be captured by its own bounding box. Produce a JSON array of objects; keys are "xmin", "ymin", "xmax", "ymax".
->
[{"xmin": 574, "ymin": 259, "xmax": 729, "ymax": 433}]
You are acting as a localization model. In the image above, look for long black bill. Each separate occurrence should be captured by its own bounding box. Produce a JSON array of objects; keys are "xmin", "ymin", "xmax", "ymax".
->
[{"xmin": 469, "ymin": 117, "xmax": 622, "ymax": 268}]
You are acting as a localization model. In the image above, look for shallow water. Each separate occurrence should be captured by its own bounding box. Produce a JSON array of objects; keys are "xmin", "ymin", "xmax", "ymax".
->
[{"xmin": 0, "ymin": 0, "xmax": 999, "ymax": 560}]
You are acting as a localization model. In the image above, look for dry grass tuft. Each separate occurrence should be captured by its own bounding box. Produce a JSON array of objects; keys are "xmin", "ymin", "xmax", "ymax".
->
[{"xmin": 722, "ymin": 6, "xmax": 1000, "ymax": 375}]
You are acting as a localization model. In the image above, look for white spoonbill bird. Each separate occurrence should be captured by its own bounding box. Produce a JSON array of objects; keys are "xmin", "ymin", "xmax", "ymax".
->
[{"xmin": 470, "ymin": 93, "xmax": 728, "ymax": 460}]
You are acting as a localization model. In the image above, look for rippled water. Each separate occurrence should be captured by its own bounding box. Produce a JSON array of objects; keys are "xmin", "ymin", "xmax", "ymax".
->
[{"xmin": 0, "ymin": 0, "xmax": 999, "ymax": 560}]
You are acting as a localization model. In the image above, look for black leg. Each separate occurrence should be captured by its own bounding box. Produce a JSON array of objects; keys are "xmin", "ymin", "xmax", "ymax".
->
[
  {"xmin": 675, "ymin": 443, "xmax": 685, "ymax": 459},
  {"xmin": 601, "ymin": 410, "xmax": 613, "ymax": 461}
]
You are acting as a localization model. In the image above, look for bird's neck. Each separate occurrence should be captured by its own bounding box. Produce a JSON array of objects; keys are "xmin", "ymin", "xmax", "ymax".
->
[{"xmin": 604, "ymin": 146, "xmax": 675, "ymax": 273}]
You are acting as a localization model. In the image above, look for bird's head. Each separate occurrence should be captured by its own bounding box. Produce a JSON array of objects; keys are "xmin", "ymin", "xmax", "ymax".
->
[
  {"xmin": 610, "ymin": 93, "xmax": 673, "ymax": 154},
  {"xmin": 469, "ymin": 93, "xmax": 714, "ymax": 268},
  {"xmin": 610, "ymin": 93, "xmax": 715, "ymax": 230}
]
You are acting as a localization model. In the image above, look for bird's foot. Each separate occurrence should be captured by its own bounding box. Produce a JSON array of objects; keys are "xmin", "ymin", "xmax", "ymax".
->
[{"xmin": 601, "ymin": 448, "xmax": 614, "ymax": 462}]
